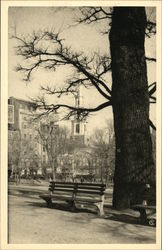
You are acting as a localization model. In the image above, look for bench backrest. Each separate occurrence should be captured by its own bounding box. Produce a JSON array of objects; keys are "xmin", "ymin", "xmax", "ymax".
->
[{"xmin": 49, "ymin": 181, "xmax": 106, "ymax": 196}]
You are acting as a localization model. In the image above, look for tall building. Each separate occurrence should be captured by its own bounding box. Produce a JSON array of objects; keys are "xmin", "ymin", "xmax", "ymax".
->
[
  {"xmin": 8, "ymin": 97, "xmax": 48, "ymax": 176},
  {"xmin": 8, "ymin": 97, "xmax": 36, "ymax": 131}
]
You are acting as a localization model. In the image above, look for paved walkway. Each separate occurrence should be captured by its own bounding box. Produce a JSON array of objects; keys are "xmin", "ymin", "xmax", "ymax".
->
[{"xmin": 8, "ymin": 183, "xmax": 156, "ymax": 244}]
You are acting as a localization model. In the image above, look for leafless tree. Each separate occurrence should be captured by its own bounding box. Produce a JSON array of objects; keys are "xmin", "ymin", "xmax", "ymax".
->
[
  {"xmin": 20, "ymin": 137, "xmax": 40, "ymax": 177},
  {"xmin": 37, "ymin": 121, "xmax": 71, "ymax": 179},
  {"xmin": 91, "ymin": 119, "xmax": 115, "ymax": 183},
  {"xmin": 8, "ymin": 130, "xmax": 21, "ymax": 183}
]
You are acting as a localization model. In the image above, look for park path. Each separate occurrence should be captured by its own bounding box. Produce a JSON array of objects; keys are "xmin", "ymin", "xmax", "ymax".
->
[{"xmin": 8, "ymin": 183, "xmax": 156, "ymax": 244}]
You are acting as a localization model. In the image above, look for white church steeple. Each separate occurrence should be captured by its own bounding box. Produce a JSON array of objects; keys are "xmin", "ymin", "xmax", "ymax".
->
[{"xmin": 71, "ymin": 84, "xmax": 87, "ymax": 144}]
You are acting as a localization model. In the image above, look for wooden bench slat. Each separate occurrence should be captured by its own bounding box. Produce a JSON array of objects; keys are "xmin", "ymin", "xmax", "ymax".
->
[
  {"xmin": 75, "ymin": 198, "xmax": 102, "ymax": 203},
  {"xmin": 76, "ymin": 190, "xmax": 104, "ymax": 195},
  {"xmin": 132, "ymin": 204, "xmax": 156, "ymax": 210},
  {"xmin": 51, "ymin": 195, "xmax": 73, "ymax": 200},
  {"xmin": 75, "ymin": 186, "xmax": 105, "ymax": 191},
  {"xmin": 50, "ymin": 181, "xmax": 105, "ymax": 187},
  {"xmin": 50, "ymin": 188, "xmax": 75, "ymax": 192},
  {"xmin": 76, "ymin": 192, "xmax": 101, "ymax": 197},
  {"xmin": 52, "ymin": 185, "xmax": 75, "ymax": 188},
  {"xmin": 39, "ymin": 194, "xmax": 51, "ymax": 199},
  {"xmin": 76, "ymin": 183, "xmax": 105, "ymax": 187},
  {"xmin": 49, "ymin": 181, "xmax": 75, "ymax": 186},
  {"xmin": 54, "ymin": 183, "xmax": 75, "ymax": 186}
]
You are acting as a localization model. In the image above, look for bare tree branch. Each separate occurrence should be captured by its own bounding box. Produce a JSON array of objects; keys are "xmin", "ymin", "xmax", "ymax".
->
[
  {"xmin": 76, "ymin": 7, "xmax": 155, "ymax": 39},
  {"xmin": 31, "ymin": 94, "xmax": 112, "ymax": 121},
  {"xmin": 145, "ymin": 21, "xmax": 156, "ymax": 37},
  {"xmin": 149, "ymin": 96, "xmax": 156, "ymax": 102},
  {"xmin": 149, "ymin": 119, "xmax": 156, "ymax": 130},
  {"xmin": 148, "ymin": 82, "xmax": 156, "ymax": 89},
  {"xmin": 149, "ymin": 82, "xmax": 156, "ymax": 101},
  {"xmin": 148, "ymin": 81, "xmax": 156, "ymax": 103},
  {"xmin": 13, "ymin": 31, "xmax": 112, "ymax": 101},
  {"xmin": 76, "ymin": 7, "xmax": 112, "ymax": 24},
  {"xmin": 145, "ymin": 57, "xmax": 156, "ymax": 62},
  {"xmin": 35, "ymin": 99, "xmax": 112, "ymax": 114},
  {"xmin": 40, "ymin": 85, "xmax": 77, "ymax": 98}
]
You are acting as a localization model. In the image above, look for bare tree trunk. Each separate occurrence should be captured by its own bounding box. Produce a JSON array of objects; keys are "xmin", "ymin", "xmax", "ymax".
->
[
  {"xmin": 109, "ymin": 7, "xmax": 155, "ymax": 209},
  {"xmin": 52, "ymin": 162, "xmax": 56, "ymax": 180},
  {"xmin": 51, "ymin": 157, "xmax": 57, "ymax": 180}
]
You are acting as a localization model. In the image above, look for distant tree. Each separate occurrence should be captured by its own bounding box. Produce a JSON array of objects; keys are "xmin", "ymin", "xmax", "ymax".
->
[
  {"xmin": 20, "ymin": 137, "xmax": 40, "ymax": 177},
  {"xmin": 37, "ymin": 121, "xmax": 70, "ymax": 179},
  {"xmin": 8, "ymin": 130, "xmax": 21, "ymax": 181},
  {"xmin": 91, "ymin": 119, "xmax": 115, "ymax": 183}
]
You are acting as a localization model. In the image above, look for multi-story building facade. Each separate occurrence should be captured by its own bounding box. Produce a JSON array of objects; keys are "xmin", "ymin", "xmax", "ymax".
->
[{"xmin": 8, "ymin": 97, "xmax": 48, "ymax": 176}]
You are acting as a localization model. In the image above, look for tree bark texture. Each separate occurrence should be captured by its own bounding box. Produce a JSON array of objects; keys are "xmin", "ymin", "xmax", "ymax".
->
[{"xmin": 109, "ymin": 7, "xmax": 155, "ymax": 209}]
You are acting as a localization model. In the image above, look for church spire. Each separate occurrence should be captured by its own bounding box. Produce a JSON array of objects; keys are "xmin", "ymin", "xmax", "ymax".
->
[
  {"xmin": 75, "ymin": 84, "xmax": 83, "ymax": 109},
  {"xmin": 71, "ymin": 84, "xmax": 87, "ymax": 145}
]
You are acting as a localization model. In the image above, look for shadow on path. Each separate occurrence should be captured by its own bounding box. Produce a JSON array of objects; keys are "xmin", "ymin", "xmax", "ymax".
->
[
  {"xmin": 26, "ymin": 200, "xmax": 98, "ymax": 215},
  {"xmin": 26, "ymin": 198, "xmax": 143, "ymax": 227}
]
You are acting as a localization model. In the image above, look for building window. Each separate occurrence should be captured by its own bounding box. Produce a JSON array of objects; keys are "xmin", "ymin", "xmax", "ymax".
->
[
  {"xmin": 43, "ymin": 155, "xmax": 46, "ymax": 163},
  {"xmin": 29, "ymin": 106, "xmax": 33, "ymax": 111},
  {"xmin": 43, "ymin": 146, "xmax": 46, "ymax": 152},
  {"xmin": 24, "ymin": 123, "xmax": 27, "ymax": 129},
  {"xmin": 34, "ymin": 135, "xmax": 38, "ymax": 140},
  {"xmin": 8, "ymin": 105, "xmax": 14, "ymax": 124},
  {"xmin": 24, "ymin": 134, "xmax": 26, "ymax": 139},
  {"xmin": 76, "ymin": 123, "xmax": 80, "ymax": 134},
  {"xmin": 29, "ymin": 134, "xmax": 32, "ymax": 139}
]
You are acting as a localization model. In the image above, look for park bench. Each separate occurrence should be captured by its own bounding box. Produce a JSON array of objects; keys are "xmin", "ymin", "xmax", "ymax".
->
[
  {"xmin": 131, "ymin": 185, "xmax": 156, "ymax": 226},
  {"xmin": 39, "ymin": 181, "xmax": 106, "ymax": 216}
]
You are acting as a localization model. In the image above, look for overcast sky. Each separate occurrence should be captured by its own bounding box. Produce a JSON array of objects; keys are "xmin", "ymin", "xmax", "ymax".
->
[{"xmin": 8, "ymin": 6, "xmax": 156, "ymax": 134}]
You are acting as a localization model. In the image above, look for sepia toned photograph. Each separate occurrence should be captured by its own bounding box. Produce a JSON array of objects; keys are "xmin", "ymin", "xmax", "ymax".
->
[{"xmin": 1, "ymin": 1, "xmax": 161, "ymax": 249}]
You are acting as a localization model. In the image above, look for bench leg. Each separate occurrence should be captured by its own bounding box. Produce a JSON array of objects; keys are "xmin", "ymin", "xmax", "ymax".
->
[
  {"xmin": 96, "ymin": 202, "xmax": 104, "ymax": 216},
  {"xmin": 46, "ymin": 198, "xmax": 52, "ymax": 208},
  {"xmin": 71, "ymin": 201, "xmax": 76, "ymax": 212},
  {"xmin": 66, "ymin": 200, "xmax": 76, "ymax": 212},
  {"xmin": 40, "ymin": 196, "xmax": 53, "ymax": 208},
  {"xmin": 139, "ymin": 209, "xmax": 147, "ymax": 224}
]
